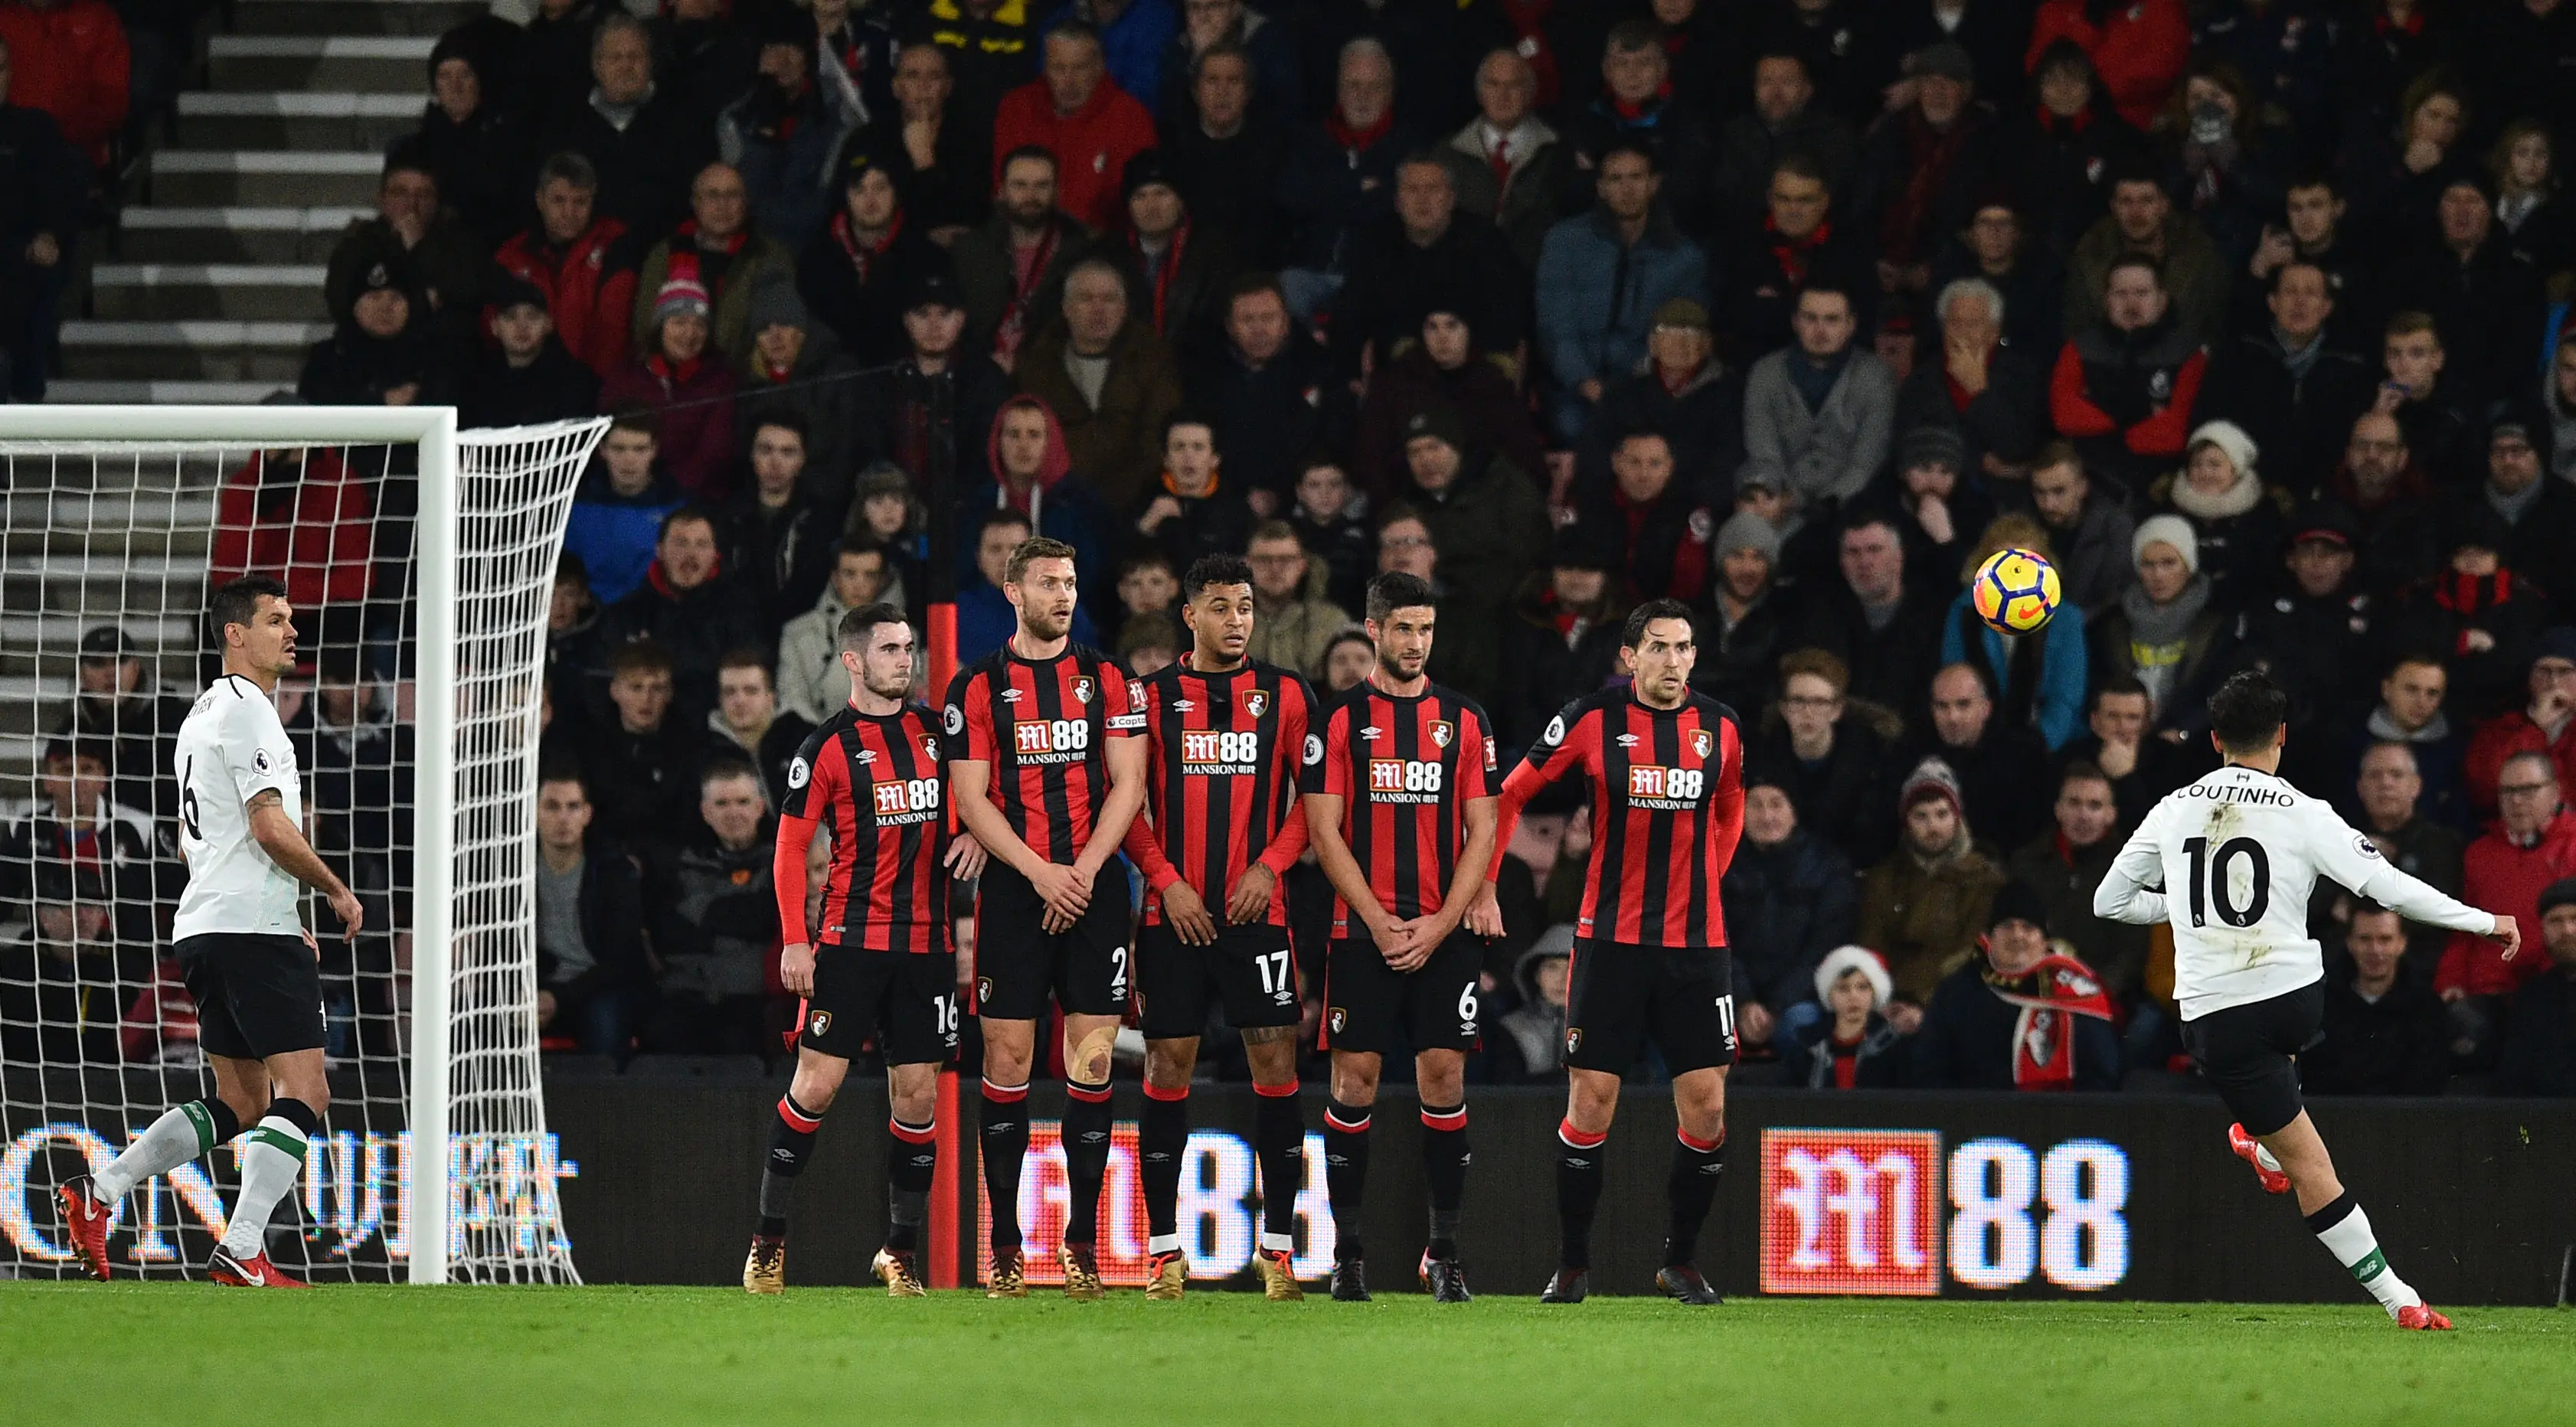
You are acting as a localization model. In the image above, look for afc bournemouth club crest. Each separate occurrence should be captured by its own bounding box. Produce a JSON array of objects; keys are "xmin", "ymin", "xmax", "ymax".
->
[
  {"xmin": 808, "ymin": 1011, "xmax": 832, "ymax": 1038},
  {"xmin": 1328, "ymin": 1007, "xmax": 1347, "ymax": 1034},
  {"xmin": 1243, "ymin": 690, "xmax": 1268, "ymax": 717},
  {"xmin": 977, "ymin": 977, "xmax": 994, "ymax": 1006},
  {"xmin": 1564, "ymin": 1027, "xmax": 1583, "ymax": 1055},
  {"xmin": 1430, "ymin": 720, "xmax": 1453, "ymax": 749},
  {"xmin": 1071, "ymin": 676, "xmax": 1093, "ymax": 705},
  {"xmin": 923, "ymin": 735, "xmax": 940, "ymax": 762},
  {"xmin": 1692, "ymin": 728, "xmax": 1714, "ymax": 760}
]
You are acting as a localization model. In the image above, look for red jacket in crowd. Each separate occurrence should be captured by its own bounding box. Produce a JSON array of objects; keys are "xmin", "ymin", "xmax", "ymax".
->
[
  {"xmin": 2048, "ymin": 336, "xmax": 2205, "ymax": 459},
  {"xmin": 0, "ymin": 0, "xmax": 131, "ymax": 156},
  {"xmin": 599, "ymin": 353, "xmax": 738, "ymax": 501},
  {"xmin": 2025, "ymin": 0, "xmax": 2189, "ymax": 131},
  {"xmin": 2438, "ymin": 808, "xmax": 2576, "ymax": 999},
  {"xmin": 209, "ymin": 448, "xmax": 376, "ymax": 612},
  {"xmin": 990, "ymin": 75, "xmax": 1156, "ymax": 233},
  {"xmin": 493, "ymin": 220, "xmax": 639, "ymax": 378},
  {"xmin": 2463, "ymin": 709, "xmax": 2576, "ymax": 821}
]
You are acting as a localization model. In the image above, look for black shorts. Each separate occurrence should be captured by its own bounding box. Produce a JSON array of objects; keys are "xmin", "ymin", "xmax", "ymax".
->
[
  {"xmin": 800, "ymin": 946, "xmax": 959, "ymax": 1066},
  {"xmin": 177, "ymin": 932, "xmax": 325, "ymax": 1062},
  {"xmin": 2180, "ymin": 979, "xmax": 2326, "ymax": 1138},
  {"xmin": 1564, "ymin": 939, "xmax": 1737, "ymax": 1076},
  {"xmin": 1321, "ymin": 931, "xmax": 1481, "ymax": 1056},
  {"xmin": 971, "ymin": 861, "xmax": 1133, "ymax": 1020},
  {"xmin": 1136, "ymin": 922, "xmax": 1299, "ymax": 1039}
]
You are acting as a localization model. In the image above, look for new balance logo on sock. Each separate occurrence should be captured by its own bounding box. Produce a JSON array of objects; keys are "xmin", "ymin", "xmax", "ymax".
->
[{"xmin": 2351, "ymin": 1249, "xmax": 2389, "ymax": 1284}]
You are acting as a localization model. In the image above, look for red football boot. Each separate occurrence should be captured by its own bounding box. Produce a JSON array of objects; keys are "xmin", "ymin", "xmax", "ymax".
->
[
  {"xmin": 2396, "ymin": 1303, "xmax": 2453, "ymax": 1331},
  {"xmin": 2228, "ymin": 1123, "xmax": 2290, "ymax": 1194},
  {"xmin": 208, "ymin": 1246, "xmax": 309, "ymax": 1288},
  {"xmin": 57, "ymin": 1177, "xmax": 113, "ymax": 1282}
]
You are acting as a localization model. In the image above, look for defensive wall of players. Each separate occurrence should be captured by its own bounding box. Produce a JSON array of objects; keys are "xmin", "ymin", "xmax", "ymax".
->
[{"xmin": 9, "ymin": 1070, "xmax": 2573, "ymax": 1303}]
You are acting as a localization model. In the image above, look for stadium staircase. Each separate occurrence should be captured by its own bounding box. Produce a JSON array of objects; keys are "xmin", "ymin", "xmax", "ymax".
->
[
  {"xmin": 8, "ymin": 2, "xmax": 476, "ymax": 788},
  {"xmin": 49, "ymin": 0, "xmax": 480, "ymax": 405}
]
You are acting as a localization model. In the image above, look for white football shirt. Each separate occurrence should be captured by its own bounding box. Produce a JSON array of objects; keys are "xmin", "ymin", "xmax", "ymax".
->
[
  {"xmin": 2094, "ymin": 762, "xmax": 2493, "ymax": 1019},
  {"xmin": 172, "ymin": 674, "xmax": 306, "ymax": 939}
]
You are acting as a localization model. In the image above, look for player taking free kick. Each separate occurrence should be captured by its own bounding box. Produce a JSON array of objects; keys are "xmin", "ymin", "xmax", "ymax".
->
[
  {"xmin": 1121, "ymin": 555, "xmax": 1319, "ymax": 1301},
  {"xmin": 744, "ymin": 604, "xmax": 985, "ymax": 1296},
  {"xmin": 1302, "ymin": 572, "xmax": 1501, "ymax": 1303},
  {"xmin": 59, "ymin": 576, "xmax": 364, "ymax": 1288},
  {"xmin": 2095, "ymin": 671, "xmax": 2517, "ymax": 1330},
  {"xmin": 945, "ymin": 537, "xmax": 1147, "ymax": 1298},
  {"xmin": 1489, "ymin": 600, "xmax": 1744, "ymax": 1306}
]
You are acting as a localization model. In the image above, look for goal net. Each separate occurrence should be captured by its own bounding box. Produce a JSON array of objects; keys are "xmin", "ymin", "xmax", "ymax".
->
[{"xmin": 0, "ymin": 407, "xmax": 604, "ymax": 1284}]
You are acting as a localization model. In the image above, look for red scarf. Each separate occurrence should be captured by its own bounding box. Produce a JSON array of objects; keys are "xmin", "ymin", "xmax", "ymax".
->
[
  {"xmin": 646, "ymin": 353, "xmax": 704, "ymax": 386},
  {"xmin": 2040, "ymin": 104, "xmax": 2093, "ymax": 136},
  {"xmin": 1765, "ymin": 214, "xmax": 1830, "ymax": 283},
  {"xmin": 997, "ymin": 221, "xmax": 1063, "ymax": 358},
  {"xmin": 1129, "ymin": 220, "xmax": 1191, "ymax": 333},
  {"xmin": 676, "ymin": 220, "xmax": 747, "ymax": 258},
  {"xmin": 1884, "ymin": 112, "xmax": 1972, "ymax": 263},
  {"xmin": 1984, "ymin": 953, "xmax": 2116, "ymax": 1089},
  {"xmin": 1328, "ymin": 106, "xmax": 1393, "ymax": 153},
  {"xmin": 1609, "ymin": 80, "xmax": 1674, "ymax": 122},
  {"xmin": 2375, "ymin": 9, "xmax": 2424, "ymax": 37},
  {"xmin": 829, "ymin": 207, "xmax": 904, "ymax": 283},
  {"xmin": 645, "ymin": 551, "xmax": 721, "ymax": 600}
]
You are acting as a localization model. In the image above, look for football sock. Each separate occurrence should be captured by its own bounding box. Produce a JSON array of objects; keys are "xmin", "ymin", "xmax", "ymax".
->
[
  {"xmin": 2307, "ymin": 1192, "xmax": 2423, "ymax": 1318},
  {"xmin": 217, "ymin": 1098, "xmax": 317, "ymax": 1258},
  {"xmin": 980, "ymin": 1079, "xmax": 1031, "ymax": 1252},
  {"xmin": 1420, "ymin": 1102, "xmax": 1469, "ymax": 1259},
  {"xmin": 1555, "ymin": 1119, "xmax": 1608, "ymax": 1271},
  {"xmin": 885, "ymin": 1115, "xmax": 936, "ymax": 1252},
  {"xmin": 1141, "ymin": 1082, "xmax": 1190, "ymax": 1252},
  {"xmin": 1323, "ymin": 1100, "xmax": 1371, "ymax": 1262},
  {"xmin": 95, "ymin": 1097, "xmax": 240, "ymax": 1202},
  {"xmin": 1254, "ymin": 1079, "xmax": 1304, "ymax": 1252},
  {"xmin": 756, "ymin": 1092, "xmax": 822, "ymax": 1239},
  {"xmin": 1663, "ymin": 1128, "xmax": 1725, "ymax": 1268},
  {"xmin": 1061, "ymin": 1080, "xmax": 1114, "ymax": 1246}
]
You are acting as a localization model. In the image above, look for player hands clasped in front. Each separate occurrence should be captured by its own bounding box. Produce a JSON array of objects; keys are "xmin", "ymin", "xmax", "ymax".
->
[
  {"xmin": 1489, "ymin": 600, "xmax": 1744, "ymax": 1307},
  {"xmin": 946, "ymin": 537, "xmax": 1147, "ymax": 1299},
  {"xmin": 744, "ymin": 605, "xmax": 983, "ymax": 1297},
  {"xmin": 2094, "ymin": 671, "xmax": 2517, "ymax": 1331},
  {"xmin": 1302, "ymin": 573, "xmax": 1501, "ymax": 1304},
  {"xmin": 1122, "ymin": 556, "xmax": 1318, "ymax": 1301},
  {"xmin": 58, "ymin": 577, "xmax": 364, "ymax": 1288}
]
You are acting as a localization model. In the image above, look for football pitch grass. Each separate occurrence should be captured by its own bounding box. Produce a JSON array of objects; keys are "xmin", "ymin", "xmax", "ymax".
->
[{"xmin": 5, "ymin": 1284, "xmax": 2573, "ymax": 1425}]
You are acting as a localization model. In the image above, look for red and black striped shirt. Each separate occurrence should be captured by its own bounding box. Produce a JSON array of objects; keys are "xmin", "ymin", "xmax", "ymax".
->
[
  {"xmin": 1123, "ymin": 655, "xmax": 1316, "ymax": 928},
  {"xmin": 943, "ymin": 644, "xmax": 1143, "ymax": 864},
  {"xmin": 773, "ymin": 704, "xmax": 951, "ymax": 955},
  {"xmin": 1300, "ymin": 680, "xmax": 1497, "ymax": 936},
  {"xmin": 1499, "ymin": 687, "xmax": 1745, "ymax": 949}
]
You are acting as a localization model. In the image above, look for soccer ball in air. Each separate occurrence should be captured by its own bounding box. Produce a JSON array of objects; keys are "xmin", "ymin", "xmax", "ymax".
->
[{"xmin": 1970, "ymin": 547, "xmax": 2062, "ymax": 635}]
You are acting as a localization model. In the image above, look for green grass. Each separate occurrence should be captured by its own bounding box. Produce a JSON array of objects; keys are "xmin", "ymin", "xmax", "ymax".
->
[{"xmin": 4, "ymin": 1284, "xmax": 2572, "ymax": 1425}]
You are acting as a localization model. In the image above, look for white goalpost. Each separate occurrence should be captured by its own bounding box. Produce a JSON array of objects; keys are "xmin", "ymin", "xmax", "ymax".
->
[{"xmin": 0, "ymin": 406, "xmax": 604, "ymax": 1285}]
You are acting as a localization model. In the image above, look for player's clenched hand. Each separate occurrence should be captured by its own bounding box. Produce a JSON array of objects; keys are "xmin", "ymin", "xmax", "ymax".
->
[
  {"xmin": 1224, "ymin": 864, "xmax": 1277, "ymax": 926},
  {"xmin": 2493, "ymin": 914, "xmax": 2522, "ymax": 962},
  {"xmin": 1162, "ymin": 882, "xmax": 1219, "ymax": 945},
  {"xmin": 1463, "ymin": 885, "xmax": 1504, "ymax": 939},
  {"xmin": 329, "ymin": 888, "xmax": 364, "ymax": 943},
  {"xmin": 1030, "ymin": 861, "xmax": 1092, "ymax": 919},
  {"xmin": 780, "ymin": 942, "xmax": 816, "ymax": 996}
]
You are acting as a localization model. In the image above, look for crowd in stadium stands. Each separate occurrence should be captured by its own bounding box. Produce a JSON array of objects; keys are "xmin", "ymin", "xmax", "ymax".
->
[{"xmin": 23, "ymin": 0, "xmax": 2576, "ymax": 1096}]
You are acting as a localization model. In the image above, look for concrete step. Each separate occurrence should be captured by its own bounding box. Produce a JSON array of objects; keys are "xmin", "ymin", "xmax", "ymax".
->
[
  {"xmin": 0, "ymin": 493, "xmax": 223, "ymax": 546},
  {"xmin": 119, "ymin": 206, "xmax": 372, "ymax": 263},
  {"xmin": 177, "ymin": 91, "xmax": 422, "ymax": 150},
  {"xmin": 90, "ymin": 263, "xmax": 327, "ymax": 320},
  {"xmin": 58, "ymin": 321, "xmax": 329, "ymax": 381},
  {"xmin": 230, "ymin": 0, "xmax": 488, "ymax": 38},
  {"xmin": 0, "ymin": 614, "xmax": 202, "ymax": 654},
  {"xmin": 208, "ymin": 35, "xmax": 436, "ymax": 93},
  {"xmin": 149, "ymin": 150, "xmax": 382, "ymax": 207},
  {"xmin": 44, "ymin": 379, "xmax": 292, "ymax": 404}
]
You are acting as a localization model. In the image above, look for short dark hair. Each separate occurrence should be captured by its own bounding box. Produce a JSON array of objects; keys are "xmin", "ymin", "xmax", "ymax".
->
[
  {"xmin": 699, "ymin": 756, "xmax": 762, "ymax": 792},
  {"xmin": 2208, "ymin": 670, "xmax": 2290, "ymax": 753},
  {"xmin": 1605, "ymin": 17, "xmax": 1662, "ymax": 53},
  {"xmin": 1184, "ymin": 553, "xmax": 1254, "ymax": 600},
  {"xmin": 536, "ymin": 150, "xmax": 598, "ymax": 194},
  {"xmin": 1366, "ymin": 571, "xmax": 1437, "ymax": 624},
  {"xmin": 749, "ymin": 407, "xmax": 810, "ymax": 446},
  {"xmin": 2058, "ymin": 760, "xmax": 2112, "ymax": 795},
  {"xmin": 1007, "ymin": 535, "xmax": 1078, "ymax": 585},
  {"xmin": 979, "ymin": 508, "xmax": 1035, "ymax": 542},
  {"xmin": 606, "ymin": 639, "xmax": 675, "ymax": 679},
  {"xmin": 1163, "ymin": 410, "xmax": 1217, "ymax": 449},
  {"xmin": 836, "ymin": 534, "xmax": 886, "ymax": 563},
  {"xmin": 2094, "ymin": 674, "xmax": 2149, "ymax": 708},
  {"xmin": 1771, "ymin": 150, "xmax": 1828, "ymax": 188},
  {"xmin": 1225, "ymin": 270, "xmax": 1287, "ymax": 310},
  {"xmin": 836, "ymin": 601, "xmax": 910, "ymax": 654},
  {"xmin": 1597, "ymin": 137, "xmax": 1659, "ymax": 175},
  {"xmin": 209, "ymin": 576, "xmax": 288, "ymax": 640},
  {"xmin": 537, "ymin": 764, "xmax": 590, "ymax": 799},
  {"xmin": 41, "ymin": 736, "xmax": 112, "ymax": 771},
  {"xmin": 660, "ymin": 504, "xmax": 718, "ymax": 540},
  {"xmin": 1621, "ymin": 598, "xmax": 1695, "ymax": 650},
  {"xmin": 2104, "ymin": 252, "xmax": 2165, "ymax": 289},
  {"xmin": 715, "ymin": 647, "xmax": 773, "ymax": 680},
  {"xmin": 999, "ymin": 143, "xmax": 1058, "ymax": 177},
  {"xmin": 2268, "ymin": 259, "xmax": 2331, "ymax": 299},
  {"xmin": 606, "ymin": 403, "xmax": 658, "ymax": 439}
]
